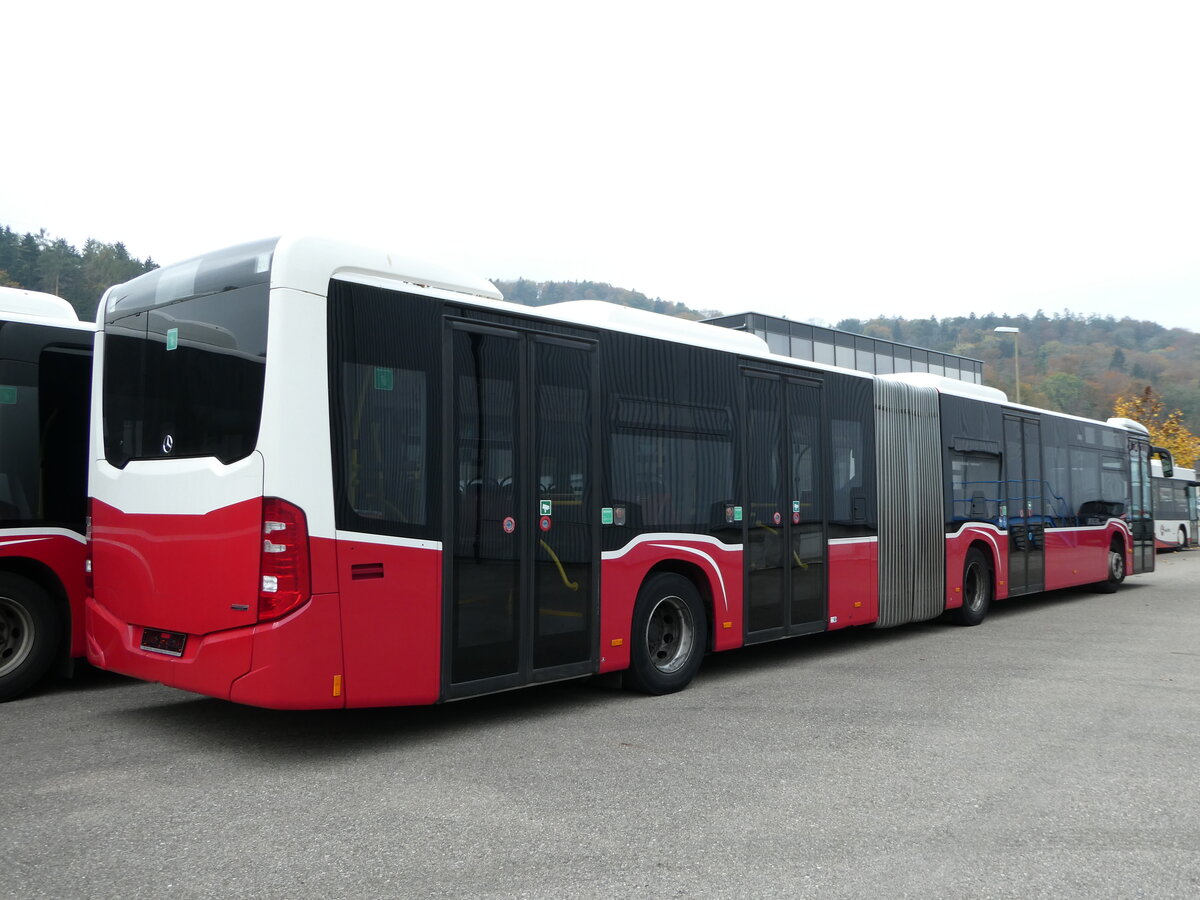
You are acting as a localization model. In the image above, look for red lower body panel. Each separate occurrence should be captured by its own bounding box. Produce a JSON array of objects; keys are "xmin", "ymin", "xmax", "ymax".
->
[
  {"xmin": 1043, "ymin": 528, "xmax": 1113, "ymax": 590},
  {"xmin": 827, "ymin": 539, "xmax": 878, "ymax": 629},
  {"xmin": 335, "ymin": 538, "xmax": 441, "ymax": 708}
]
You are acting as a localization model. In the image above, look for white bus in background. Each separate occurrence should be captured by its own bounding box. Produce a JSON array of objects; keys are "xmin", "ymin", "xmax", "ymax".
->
[{"xmin": 1151, "ymin": 457, "xmax": 1198, "ymax": 550}]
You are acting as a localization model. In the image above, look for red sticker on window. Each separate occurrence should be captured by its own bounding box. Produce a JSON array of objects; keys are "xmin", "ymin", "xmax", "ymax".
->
[{"xmin": 503, "ymin": 517, "xmax": 516, "ymax": 534}]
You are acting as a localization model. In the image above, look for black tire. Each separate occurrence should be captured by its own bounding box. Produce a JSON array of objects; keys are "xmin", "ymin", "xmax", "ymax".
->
[
  {"xmin": 0, "ymin": 572, "xmax": 62, "ymax": 702},
  {"xmin": 1178, "ymin": 527, "xmax": 1187, "ymax": 551},
  {"xmin": 624, "ymin": 573, "xmax": 707, "ymax": 695},
  {"xmin": 1093, "ymin": 541, "xmax": 1126, "ymax": 593},
  {"xmin": 951, "ymin": 547, "xmax": 992, "ymax": 626}
]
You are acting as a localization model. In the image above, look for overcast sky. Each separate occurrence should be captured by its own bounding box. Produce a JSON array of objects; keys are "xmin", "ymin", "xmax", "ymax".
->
[{"xmin": 4, "ymin": 1, "xmax": 1197, "ymax": 330}]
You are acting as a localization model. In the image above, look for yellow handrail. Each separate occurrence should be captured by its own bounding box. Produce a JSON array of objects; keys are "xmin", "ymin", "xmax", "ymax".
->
[{"xmin": 539, "ymin": 540, "xmax": 580, "ymax": 591}]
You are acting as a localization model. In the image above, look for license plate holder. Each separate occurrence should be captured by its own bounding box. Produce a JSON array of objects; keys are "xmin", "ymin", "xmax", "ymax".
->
[{"xmin": 140, "ymin": 628, "xmax": 187, "ymax": 657}]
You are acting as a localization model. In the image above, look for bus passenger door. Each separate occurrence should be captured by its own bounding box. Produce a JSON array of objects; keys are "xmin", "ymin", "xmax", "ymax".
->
[
  {"xmin": 743, "ymin": 371, "xmax": 826, "ymax": 640},
  {"xmin": 1004, "ymin": 414, "xmax": 1044, "ymax": 596},
  {"xmin": 446, "ymin": 324, "xmax": 596, "ymax": 698},
  {"xmin": 1128, "ymin": 436, "xmax": 1155, "ymax": 574}
]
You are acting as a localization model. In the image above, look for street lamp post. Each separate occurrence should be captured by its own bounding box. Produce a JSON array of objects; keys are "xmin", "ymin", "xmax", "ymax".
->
[{"xmin": 994, "ymin": 326, "xmax": 1020, "ymax": 403}]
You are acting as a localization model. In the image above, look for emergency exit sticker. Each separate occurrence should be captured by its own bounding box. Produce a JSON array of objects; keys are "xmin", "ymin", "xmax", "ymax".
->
[
  {"xmin": 540, "ymin": 500, "xmax": 552, "ymax": 516},
  {"xmin": 374, "ymin": 367, "xmax": 394, "ymax": 391},
  {"xmin": 601, "ymin": 508, "xmax": 614, "ymax": 525},
  {"xmin": 166, "ymin": 327, "xmax": 179, "ymax": 351},
  {"xmin": 0, "ymin": 386, "xmax": 16, "ymax": 404}
]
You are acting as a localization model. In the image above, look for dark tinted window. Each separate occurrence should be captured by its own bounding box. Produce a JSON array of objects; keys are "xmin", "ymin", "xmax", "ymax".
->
[
  {"xmin": 103, "ymin": 285, "xmax": 269, "ymax": 467},
  {"xmin": 0, "ymin": 325, "xmax": 92, "ymax": 532},
  {"xmin": 610, "ymin": 400, "xmax": 733, "ymax": 531},
  {"xmin": 328, "ymin": 280, "xmax": 441, "ymax": 540}
]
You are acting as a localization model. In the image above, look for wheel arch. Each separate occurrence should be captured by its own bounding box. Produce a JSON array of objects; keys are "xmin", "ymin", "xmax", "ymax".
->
[
  {"xmin": 640, "ymin": 559, "xmax": 716, "ymax": 652},
  {"xmin": 969, "ymin": 537, "xmax": 998, "ymax": 576}
]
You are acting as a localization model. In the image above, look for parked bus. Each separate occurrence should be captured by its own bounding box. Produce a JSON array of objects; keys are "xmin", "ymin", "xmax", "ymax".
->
[
  {"xmin": 0, "ymin": 287, "xmax": 94, "ymax": 701},
  {"xmin": 85, "ymin": 237, "xmax": 1157, "ymax": 709},
  {"xmin": 1151, "ymin": 457, "xmax": 1197, "ymax": 550}
]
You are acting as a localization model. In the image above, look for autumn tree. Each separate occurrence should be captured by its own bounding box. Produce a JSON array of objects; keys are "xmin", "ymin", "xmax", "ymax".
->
[{"xmin": 1113, "ymin": 386, "xmax": 1200, "ymax": 469}]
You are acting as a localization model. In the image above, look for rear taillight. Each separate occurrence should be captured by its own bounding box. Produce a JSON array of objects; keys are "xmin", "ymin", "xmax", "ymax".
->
[
  {"xmin": 85, "ymin": 498, "xmax": 93, "ymax": 595},
  {"xmin": 258, "ymin": 497, "xmax": 311, "ymax": 622}
]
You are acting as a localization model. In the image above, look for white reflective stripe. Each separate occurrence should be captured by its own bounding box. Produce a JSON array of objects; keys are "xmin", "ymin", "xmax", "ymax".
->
[
  {"xmin": 600, "ymin": 532, "xmax": 742, "ymax": 561},
  {"xmin": 334, "ymin": 530, "xmax": 442, "ymax": 552},
  {"xmin": 0, "ymin": 527, "xmax": 86, "ymax": 544}
]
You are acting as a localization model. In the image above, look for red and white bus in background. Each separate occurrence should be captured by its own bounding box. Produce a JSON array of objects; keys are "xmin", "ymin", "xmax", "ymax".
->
[
  {"xmin": 85, "ymin": 237, "xmax": 1158, "ymax": 709},
  {"xmin": 0, "ymin": 287, "xmax": 93, "ymax": 701},
  {"xmin": 1151, "ymin": 457, "xmax": 1198, "ymax": 550}
]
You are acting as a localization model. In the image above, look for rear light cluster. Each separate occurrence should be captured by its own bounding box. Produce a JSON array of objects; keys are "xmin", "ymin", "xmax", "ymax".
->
[{"xmin": 258, "ymin": 497, "xmax": 311, "ymax": 622}]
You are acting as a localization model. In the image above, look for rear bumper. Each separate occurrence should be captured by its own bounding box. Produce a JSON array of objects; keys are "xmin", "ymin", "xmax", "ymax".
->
[{"xmin": 86, "ymin": 592, "xmax": 345, "ymax": 709}]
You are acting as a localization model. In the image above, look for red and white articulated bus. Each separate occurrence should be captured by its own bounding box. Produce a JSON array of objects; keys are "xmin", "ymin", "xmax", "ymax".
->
[
  {"xmin": 85, "ymin": 237, "xmax": 1157, "ymax": 709},
  {"xmin": 0, "ymin": 287, "xmax": 93, "ymax": 701}
]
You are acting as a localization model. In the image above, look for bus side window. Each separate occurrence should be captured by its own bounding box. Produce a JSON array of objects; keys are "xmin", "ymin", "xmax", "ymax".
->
[{"xmin": 950, "ymin": 451, "xmax": 1001, "ymax": 522}]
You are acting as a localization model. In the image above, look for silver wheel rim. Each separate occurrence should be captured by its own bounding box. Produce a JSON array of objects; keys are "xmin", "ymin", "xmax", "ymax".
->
[
  {"xmin": 0, "ymin": 595, "xmax": 35, "ymax": 678},
  {"xmin": 963, "ymin": 561, "xmax": 987, "ymax": 613},
  {"xmin": 645, "ymin": 594, "xmax": 695, "ymax": 675},
  {"xmin": 1109, "ymin": 549, "xmax": 1125, "ymax": 582}
]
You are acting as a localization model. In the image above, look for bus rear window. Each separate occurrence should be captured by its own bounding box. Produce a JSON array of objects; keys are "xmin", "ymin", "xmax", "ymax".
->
[{"xmin": 103, "ymin": 285, "xmax": 269, "ymax": 467}]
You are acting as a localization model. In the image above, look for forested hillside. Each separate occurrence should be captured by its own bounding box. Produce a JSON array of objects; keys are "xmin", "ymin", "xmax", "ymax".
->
[
  {"xmin": 834, "ymin": 312, "xmax": 1200, "ymax": 438},
  {"xmin": 0, "ymin": 226, "xmax": 156, "ymax": 318},
  {"xmin": 3, "ymin": 224, "xmax": 1196, "ymax": 447}
]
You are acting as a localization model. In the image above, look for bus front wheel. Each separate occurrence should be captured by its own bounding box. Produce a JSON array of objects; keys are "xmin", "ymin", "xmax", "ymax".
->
[
  {"xmin": 625, "ymin": 573, "xmax": 706, "ymax": 695},
  {"xmin": 0, "ymin": 573, "xmax": 61, "ymax": 702}
]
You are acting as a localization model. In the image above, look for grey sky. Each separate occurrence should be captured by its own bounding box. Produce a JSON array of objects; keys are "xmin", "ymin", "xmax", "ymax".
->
[{"xmin": 4, "ymin": 1, "xmax": 1197, "ymax": 330}]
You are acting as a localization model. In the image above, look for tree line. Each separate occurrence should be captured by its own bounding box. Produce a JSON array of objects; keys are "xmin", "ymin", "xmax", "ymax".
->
[
  {"xmin": 833, "ymin": 310, "xmax": 1199, "ymax": 460},
  {"xmin": 0, "ymin": 225, "xmax": 157, "ymax": 319}
]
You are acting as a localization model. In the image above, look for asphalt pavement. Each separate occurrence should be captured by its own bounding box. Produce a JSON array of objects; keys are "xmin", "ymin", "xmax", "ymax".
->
[{"xmin": 4, "ymin": 551, "xmax": 1198, "ymax": 899}]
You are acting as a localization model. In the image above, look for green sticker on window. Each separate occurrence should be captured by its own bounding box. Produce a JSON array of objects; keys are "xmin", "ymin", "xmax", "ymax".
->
[
  {"xmin": 733, "ymin": 506, "xmax": 744, "ymax": 522},
  {"xmin": 601, "ymin": 507, "xmax": 614, "ymax": 525},
  {"xmin": 166, "ymin": 327, "xmax": 179, "ymax": 351},
  {"xmin": 0, "ymin": 385, "xmax": 17, "ymax": 405},
  {"xmin": 374, "ymin": 367, "xmax": 394, "ymax": 391},
  {"xmin": 540, "ymin": 500, "xmax": 552, "ymax": 516}
]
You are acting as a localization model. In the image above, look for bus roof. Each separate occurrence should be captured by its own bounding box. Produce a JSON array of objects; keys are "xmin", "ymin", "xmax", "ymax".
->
[{"xmin": 0, "ymin": 286, "xmax": 80, "ymax": 324}]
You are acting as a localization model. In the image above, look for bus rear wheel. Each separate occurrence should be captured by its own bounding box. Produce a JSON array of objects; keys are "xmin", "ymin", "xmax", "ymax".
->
[
  {"xmin": 1178, "ymin": 527, "xmax": 1188, "ymax": 551},
  {"xmin": 0, "ymin": 573, "xmax": 60, "ymax": 702},
  {"xmin": 625, "ymin": 573, "xmax": 706, "ymax": 695},
  {"xmin": 951, "ymin": 547, "xmax": 992, "ymax": 626}
]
